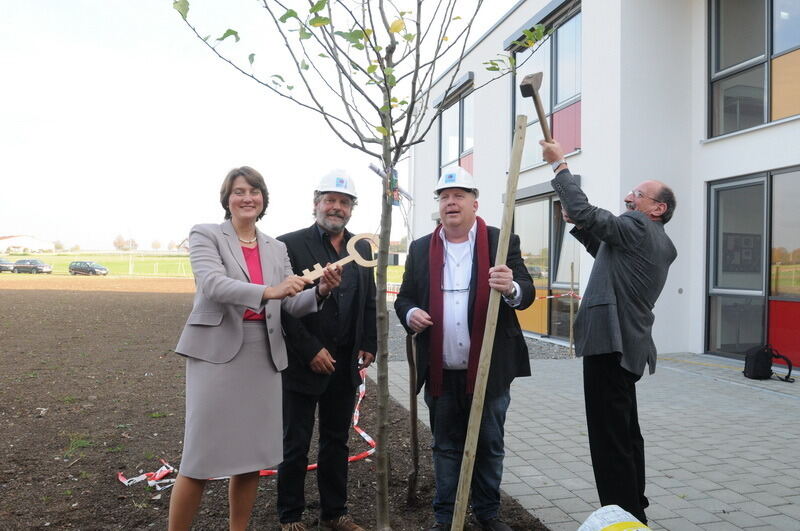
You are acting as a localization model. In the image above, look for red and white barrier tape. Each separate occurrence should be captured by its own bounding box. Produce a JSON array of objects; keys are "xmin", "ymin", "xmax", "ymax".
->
[
  {"xmin": 259, "ymin": 367, "xmax": 375, "ymax": 476},
  {"xmin": 117, "ymin": 459, "xmax": 176, "ymax": 490},
  {"xmin": 118, "ymin": 370, "xmax": 375, "ymax": 488},
  {"xmin": 536, "ymin": 290, "xmax": 581, "ymax": 301}
]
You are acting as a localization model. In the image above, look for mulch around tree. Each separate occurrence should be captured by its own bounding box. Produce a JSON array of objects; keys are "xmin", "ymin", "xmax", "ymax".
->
[{"xmin": 0, "ymin": 276, "xmax": 547, "ymax": 530}]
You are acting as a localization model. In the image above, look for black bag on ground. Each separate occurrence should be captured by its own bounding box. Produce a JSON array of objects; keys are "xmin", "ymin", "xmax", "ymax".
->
[{"xmin": 743, "ymin": 345, "xmax": 795, "ymax": 382}]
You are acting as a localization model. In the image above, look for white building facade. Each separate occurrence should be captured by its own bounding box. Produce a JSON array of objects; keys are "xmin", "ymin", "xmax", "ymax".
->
[{"xmin": 408, "ymin": 0, "xmax": 800, "ymax": 364}]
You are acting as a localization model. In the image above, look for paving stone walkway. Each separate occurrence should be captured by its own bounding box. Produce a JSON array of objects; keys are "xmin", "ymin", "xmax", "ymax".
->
[{"xmin": 371, "ymin": 345, "xmax": 800, "ymax": 530}]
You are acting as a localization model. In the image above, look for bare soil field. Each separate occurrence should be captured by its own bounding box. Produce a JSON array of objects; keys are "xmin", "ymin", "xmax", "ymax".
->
[{"xmin": 0, "ymin": 276, "xmax": 546, "ymax": 530}]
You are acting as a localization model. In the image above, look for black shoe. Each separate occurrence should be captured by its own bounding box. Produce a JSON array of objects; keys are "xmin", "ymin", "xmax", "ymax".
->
[
  {"xmin": 428, "ymin": 523, "xmax": 451, "ymax": 531},
  {"xmin": 477, "ymin": 518, "xmax": 512, "ymax": 531}
]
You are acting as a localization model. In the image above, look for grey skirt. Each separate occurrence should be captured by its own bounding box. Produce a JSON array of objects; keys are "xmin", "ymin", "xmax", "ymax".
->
[{"xmin": 180, "ymin": 321, "xmax": 282, "ymax": 479}]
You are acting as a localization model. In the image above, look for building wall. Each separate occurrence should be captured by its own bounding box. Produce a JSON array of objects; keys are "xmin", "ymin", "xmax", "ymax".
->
[{"xmin": 410, "ymin": 0, "xmax": 800, "ymax": 356}]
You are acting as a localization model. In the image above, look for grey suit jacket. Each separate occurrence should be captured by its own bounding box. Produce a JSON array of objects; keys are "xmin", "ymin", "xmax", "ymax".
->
[
  {"xmin": 175, "ymin": 220, "xmax": 317, "ymax": 368},
  {"xmin": 551, "ymin": 170, "xmax": 677, "ymax": 376}
]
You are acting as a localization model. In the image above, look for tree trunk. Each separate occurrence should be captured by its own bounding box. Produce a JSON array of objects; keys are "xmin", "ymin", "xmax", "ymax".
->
[{"xmin": 374, "ymin": 131, "xmax": 394, "ymax": 530}]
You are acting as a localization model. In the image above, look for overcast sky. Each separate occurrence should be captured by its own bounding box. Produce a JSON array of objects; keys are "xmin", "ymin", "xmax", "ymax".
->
[{"xmin": 0, "ymin": 0, "xmax": 512, "ymax": 250}]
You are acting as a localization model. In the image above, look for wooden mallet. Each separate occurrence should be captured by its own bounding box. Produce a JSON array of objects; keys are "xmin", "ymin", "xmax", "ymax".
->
[{"xmin": 519, "ymin": 72, "xmax": 553, "ymax": 142}]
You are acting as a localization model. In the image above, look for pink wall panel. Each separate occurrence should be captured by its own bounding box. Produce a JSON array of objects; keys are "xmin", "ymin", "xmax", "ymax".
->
[
  {"xmin": 552, "ymin": 101, "xmax": 581, "ymax": 154},
  {"xmin": 459, "ymin": 152, "xmax": 474, "ymax": 175}
]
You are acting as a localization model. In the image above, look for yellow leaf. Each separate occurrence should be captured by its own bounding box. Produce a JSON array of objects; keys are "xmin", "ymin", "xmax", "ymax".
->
[
  {"xmin": 389, "ymin": 19, "xmax": 405, "ymax": 33},
  {"xmin": 442, "ymin": 36, "xmax": 449, "ymax": 41}
]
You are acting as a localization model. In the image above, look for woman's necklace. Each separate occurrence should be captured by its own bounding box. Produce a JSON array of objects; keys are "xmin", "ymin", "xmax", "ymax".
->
[{"xmin": 238, "ymin": 234, "xmax": 258, "ymax": 244}]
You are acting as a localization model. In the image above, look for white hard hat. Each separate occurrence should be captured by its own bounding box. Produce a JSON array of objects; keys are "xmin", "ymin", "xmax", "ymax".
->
[
  {"xmin": 435, "ymin": 167, "xmax": 478, "ymax": 197},
  {"xmin": 316, "ymin": 169, "xmax": 358, "ymax": 199}
]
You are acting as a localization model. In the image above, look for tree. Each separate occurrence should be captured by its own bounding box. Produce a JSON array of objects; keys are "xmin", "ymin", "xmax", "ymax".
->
[
  {"xmin": 168, "ymin": 240, "xmax": 178, "ymax": 251},
  {"xmin": 152, "ymin": 240, "xmax": 162, "ymax": 251},
  {"xmin": 53, "ymin": 240, "xmax": 64, "ymax": 252},
  {"xmin": 70, "ymin": 244, "xmax": 81, "ymax": 252},
  {"xmin": 113, "ymin": 234, "xmax": 127, "ymax": 251},
  {"xmin": 173, "ymin": 2, "xmax": 545, "ymax": 526}
]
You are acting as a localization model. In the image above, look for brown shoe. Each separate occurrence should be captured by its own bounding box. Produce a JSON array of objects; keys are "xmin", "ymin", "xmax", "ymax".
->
[
  {"xmin": 318, "ymin": 514, "xmax": 364, "ymax": 531},
  {"xmin": 281, "ymin": 522, "xmax": 307, "ymax": 531}
]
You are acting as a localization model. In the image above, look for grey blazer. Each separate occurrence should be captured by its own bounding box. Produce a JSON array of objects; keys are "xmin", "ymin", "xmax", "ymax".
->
[
  {"xmin": 175, "ymin": 220, "xmax": 317, "ymax": 368},
  {"xmin": 551, "ymin": 170, "xmax": 677, "ymax": 377}
]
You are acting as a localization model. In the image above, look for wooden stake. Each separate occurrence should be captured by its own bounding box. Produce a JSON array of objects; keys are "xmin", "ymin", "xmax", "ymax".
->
[
  {"xmin": 406, "ymin": 333, "xmax": 419, "ymax": 504},
  {"xmin": 569, "ymin": 261, "xmax": 575, "ymax": 358},
  {"xmin": 451, "ymin": 115, "xmax": 528, "ymax": 531}
]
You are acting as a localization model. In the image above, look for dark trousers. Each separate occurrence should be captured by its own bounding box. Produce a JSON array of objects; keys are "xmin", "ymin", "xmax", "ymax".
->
[
  {"xmin": 583, "ymin": 353, "xmax": 648, "ymax": 525},
  {"xmin": 423, "ymin": 370, "xmax": 510, "ymax": 525},
  {"xmin": 277, "ymin": 367, "xmax": 357, "ymax": 523}
]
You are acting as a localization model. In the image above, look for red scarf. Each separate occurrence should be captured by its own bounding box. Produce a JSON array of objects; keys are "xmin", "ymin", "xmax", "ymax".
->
[{"xmin": 427, "ymin": 216, "xmax": 490, "ymax": 397}]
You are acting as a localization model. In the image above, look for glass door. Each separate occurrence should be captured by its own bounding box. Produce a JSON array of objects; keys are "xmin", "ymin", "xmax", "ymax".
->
[
  {"xmin": 768, "ymin": 169, "xmax": 800, "ymax": 366},
  {"xmin": 707, "ymin": 178, "xmax": 767, "ymax": 354}
]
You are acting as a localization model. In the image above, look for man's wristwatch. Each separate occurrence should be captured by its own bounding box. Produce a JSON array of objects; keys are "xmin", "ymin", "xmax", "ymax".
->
[{"xmin": 551, "ymin": 159, "xmax": 567, "ymax": 172}]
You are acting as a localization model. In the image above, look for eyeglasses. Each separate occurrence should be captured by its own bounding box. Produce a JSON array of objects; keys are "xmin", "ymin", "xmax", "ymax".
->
[{"xmin": 629, "ymin": 189, "xmax": 663, "ymax": 203}]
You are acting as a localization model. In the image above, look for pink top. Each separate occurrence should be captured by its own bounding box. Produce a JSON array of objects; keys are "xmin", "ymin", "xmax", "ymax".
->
[{"xmin": 241, "ymin": 245, "xmax": 266, "ymax": 321}]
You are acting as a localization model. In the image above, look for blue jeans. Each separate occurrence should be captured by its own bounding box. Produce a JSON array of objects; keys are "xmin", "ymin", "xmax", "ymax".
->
[{"xmin": 424, "ymin": 370, "xmax": 510, "ymax": 524}]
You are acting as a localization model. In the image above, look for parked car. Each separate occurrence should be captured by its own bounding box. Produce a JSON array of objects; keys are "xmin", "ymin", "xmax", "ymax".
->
[
  {"xmin": 529, "ymin": 265, "xmax": 543, "ymax": 279},
  {"xmin": 0, "ymin": 259, "xmax": 14, "ymax": 272},
  {"xmin": 69, "ymin": 261, "xmax": 109, "ymax": 276},
  {"xmin": 13, "ymin": 259, "xmax": 53, "ymax": 274}
]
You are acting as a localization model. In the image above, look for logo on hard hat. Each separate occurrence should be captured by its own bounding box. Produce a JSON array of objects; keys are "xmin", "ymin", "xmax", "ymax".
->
[
  {"xmin": 336, "ymin": 177, "xmax": 347, "ymax": 188},
  {"xmin": 444, "ymin": 173, "xmax": 456, "ymax": 184}
]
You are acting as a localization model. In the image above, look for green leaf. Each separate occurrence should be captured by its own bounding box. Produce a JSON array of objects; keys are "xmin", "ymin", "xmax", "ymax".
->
[
  {"xmin": 173, "ymin": 0, "xmax": 189, "ymax": 20},
  {"xmin": 367, "ymin": 64, "xmax": 378, "ymax": 74},
  {"xmin": 353, "ymin": 43, "xmax": 364, "ymax": 50},
  {"xmin": 309, "ymin": 0, "xmax": 327, "ymax": 14},
  {"xmin": 299, "ymin": 27, "xmax": 312, "ymax": 40},
  {"xmin": 309, "ymin": 16, "xmax": 330, "ymax": 27},
  {"xmin": 217, "ymin": 29, "xmax": 240, "ymax": 43},
  {"xmin": 383, "ymin": 67, "xmax": 394, "ymax": 75},
  {"xmin": 334, "ymin": 29, "xmax": 364, "ymax": 45},
  {"xmin": 271, "ymin": 74, "xmax": 285, "ymax": 82},
  {"xmin": 485, "ymin": 66, "xmax": 500, "ymax": 71},
  {"xmin": 374, "ymin": 45, "xmax": 383, "ymax": 52},
  {"xmin": 319, "ymin": 53, "xmax": 329, "ymax": 58},
  {"xmin": 452, "ymin": 16, "xmax": 462, "ymax": 21},
  {"xmin": 390, "ymin": 96, "xmax": 398, "ymax": 102},
  {"xmin": 534, "ymin": 24, "xmax": 546, "ymax": 41},
  {"xmin": 376, "ymin": 126, "xmax": 389, "ymax": 136},
  {"xmin": 379, "ymin": 104, "xmax": 391, "ymax": 112},
  {"xmin": 248, "ymin": 53, "xmax": 255, "ymax": 65},
  {"xmin": 301, "ymin": 59, "xmax": 309, "ymax": 70},
  {"xmin": 403, "ymin": 33, "xmax": 415, "ymax": 42},
  {"xmin": 385, "ymin": 74, "xmax": 396, "ymax": 87},
  {"xmin": 287, "ymin": 85, "xmax": 294, "ymax": 90},
  {"xmin": 398, "ymin": 100, "xmax": 408, "ymax": 105},
  {"xmin": 279, "ymin": 9, "xmax": 298, "ymax": 23},
  {"xmin": 202, "ymin": 35, "xmax": 210, "ymax": 42}
]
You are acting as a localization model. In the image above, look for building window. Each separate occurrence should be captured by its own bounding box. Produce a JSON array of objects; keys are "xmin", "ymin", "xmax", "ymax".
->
[
  {"xmin": 438, "ymin": 91, "xmax": 474, "ymax": 177},
  {"xmin": 710, "ymin": 0, "xmax": 800, "ymax": 137},
  {"xmin": 512, "ymin": 11, "xmax": 582, "ymax": 170},
  {"xmin": 707, "ymin": 177, "xmax": 767, "ymax": 354},
  {"xmin": 708, "ymin": 169, "xmax": 800, "ymax": 366},
  {"xmin": 514, "ymin": 195, "xmax": 580, "ymax": 339}
]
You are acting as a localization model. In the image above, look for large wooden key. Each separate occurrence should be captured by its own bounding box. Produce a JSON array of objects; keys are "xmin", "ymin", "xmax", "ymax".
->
[{"xmin": 300, "ymin": 233, "xmax": 379, "ymax": 281}]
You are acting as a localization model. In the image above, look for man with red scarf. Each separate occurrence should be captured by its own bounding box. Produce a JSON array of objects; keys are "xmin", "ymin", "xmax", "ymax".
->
[{"xmin": 395, "ymin": 167, "xmax": 534, "ymax": 531}]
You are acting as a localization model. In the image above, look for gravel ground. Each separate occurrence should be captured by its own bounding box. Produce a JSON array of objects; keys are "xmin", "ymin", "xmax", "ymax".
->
[{"xmin": 386, "ymin": 305, "xmax": 571, "ymax": 362}]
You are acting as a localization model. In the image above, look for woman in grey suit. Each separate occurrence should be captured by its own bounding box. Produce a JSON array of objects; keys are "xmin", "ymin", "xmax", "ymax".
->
[{"xmin": 168, "ymin": 167, "xmax": 341, "ymax": 531}]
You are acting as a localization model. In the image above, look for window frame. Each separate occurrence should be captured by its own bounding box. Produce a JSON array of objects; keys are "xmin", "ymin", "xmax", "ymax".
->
[
  {"xmin": 707, "ymin": 0, "xmax": 800, "ymax": 137},
  {"xmin": 510, "ymin": 8, "xmax": 582, "ymax": 171},
  {"xmin": 437, "ymin": 91, "xmax": 475, "ymax": 173}
]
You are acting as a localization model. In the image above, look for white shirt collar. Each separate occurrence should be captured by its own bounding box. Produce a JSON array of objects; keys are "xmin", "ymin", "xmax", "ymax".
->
[{"xmin": 439, "ymin": 220, "xmax": 477, "ymax": 246}]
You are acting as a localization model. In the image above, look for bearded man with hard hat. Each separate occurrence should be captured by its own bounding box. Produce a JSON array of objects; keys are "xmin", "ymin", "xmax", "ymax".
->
[
  {"xmin": 394, "ymin": 167, "xmax": 534, "ymax": 531},
  {"xmin": 275, "ymin": 170, "xmax": 376, "ymax": 531}
]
